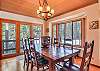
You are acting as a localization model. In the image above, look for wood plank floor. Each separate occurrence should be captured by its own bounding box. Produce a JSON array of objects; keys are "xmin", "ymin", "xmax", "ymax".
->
[
  {"xmin": 74, "ymin": 57, "xmax": 100, "ymax": 71},
  {"xmin": 0, "ymin": 55, "xmax": 100, "ymax": 71}
]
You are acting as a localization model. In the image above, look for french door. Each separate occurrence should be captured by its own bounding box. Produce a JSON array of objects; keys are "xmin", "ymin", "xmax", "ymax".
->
[
  {"xmin": 0, "ymin": 19, "xmax": 43, "ymax": 59},
  {"xmin": 58, "ymin": 23, "xmax": 65, "ymax": 44},
  {"xmin": 52, "ymin": 24, "xmax": 57, "ymax": 38},
  {"xmin": 32, "ymin": 25, "xmax": 42, "ymax": 38},
  {"xmin": 73, "ymin": 21, "xmax": 81, "ymax": 45},
  {"xmin": 52, "ymin": 19, "xmax": 84, "ymax": 46},
  {"xmin": 20, "ymin": 24, "xmax": 30, "ymax": 52},
  {"xmin": 2, "ymin": 22, "xmax": 16, "ymax": 55}
]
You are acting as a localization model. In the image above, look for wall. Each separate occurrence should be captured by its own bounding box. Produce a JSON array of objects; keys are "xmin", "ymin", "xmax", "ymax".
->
[
  {"xmin": 49, "ymin": 3, "xmax": 100, "ymax": 66},
  {"xmin": 0, "ymin": 11, "xmax": 44, "ymax": 24},
  {"xmin": 43, "ymin": 21, "xmax": 49, "ymax": 36}
]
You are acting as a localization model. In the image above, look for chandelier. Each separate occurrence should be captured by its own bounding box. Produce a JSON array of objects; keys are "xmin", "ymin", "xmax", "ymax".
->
[{"xmin": 37, "ymin": 0, "xmax": 54, "ymax": 21}]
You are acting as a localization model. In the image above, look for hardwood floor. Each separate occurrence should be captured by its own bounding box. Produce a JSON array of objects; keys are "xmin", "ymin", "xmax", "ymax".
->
[
  {"xmin": 0, "ymin": 55, "xmax": 100, "ymax": 71},
  {"xmin": 74, "ymin": 57, "xmax": 100, "ymax": 71}
]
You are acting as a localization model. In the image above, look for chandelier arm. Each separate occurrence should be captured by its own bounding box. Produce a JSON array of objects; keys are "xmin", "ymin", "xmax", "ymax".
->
[
  {"xmin": 43, "ymin": 0, "xmax": 45, "ymax": 6},
  {"xmin": 45, "ymin": 0, "xmax": 48, "ymax": 5},
  {"xmin": 39, "ymin": 0, "xmax": 41, "ymax": 6}
]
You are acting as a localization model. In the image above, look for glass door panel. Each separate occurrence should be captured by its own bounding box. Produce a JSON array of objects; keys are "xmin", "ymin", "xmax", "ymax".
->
[
  {"xmin": 65, "ymin": 22, "xmax": 72, "ymax": 44},
  {"xmin": 58, "ymin": 24, "xmax": 65, "ymax": 43},
  {"xmin": 2, "ymin": 23, "xmax": 16, "ymax": 55},
  {"xmin": 52, "ymin": 24, "xmax": 56, "ymax": 38},
  {"xmin": 33, "ymin": 25, "xmax": 42, "ymax": 44},
  {"xmin": 73, "ymin": 21, "xmax": 81, "ymax": 45},
  {"xmin": 65, "ymin": 22, "xmax": 72, "ymax": 39},
  {"xmin": 20, "ymin": 25, "xmax": 30, "ymax": 51},
  {"xmin": 33, "ymin": 26, "xmax": 42, "ymax": 38}
]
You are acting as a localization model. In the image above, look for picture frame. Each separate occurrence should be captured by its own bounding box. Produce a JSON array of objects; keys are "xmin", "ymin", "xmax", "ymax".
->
[{"xmin": 89, "ymin": 21, "xmax": 99, "ymax": 30}]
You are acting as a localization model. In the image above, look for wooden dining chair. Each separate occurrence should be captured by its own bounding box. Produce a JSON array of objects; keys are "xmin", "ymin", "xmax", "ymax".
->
[
  {"xmin": 41, "ymin": 36, "xmax": 51, "ymax": 47},
  {"xmin": 34, "ymin": 37, "xmax": 40, "ymax": 44},
  {"xmin": 54, "ymin": 37, "xmax": 61, "ymax": 47},
  {"xmin": 63, "ymin": 38, "xmax": 72, "ymax": 48},
  {"xmin": 60, "ymin": 40, "xmax": 94, "ymax": 71},
  {"xmin": 22, "ymin": 38, "xmax": 33, "ymax": 71},
  {"xmin": 29, "ymin": 38, "xmax": 49, "ymax": 71}
]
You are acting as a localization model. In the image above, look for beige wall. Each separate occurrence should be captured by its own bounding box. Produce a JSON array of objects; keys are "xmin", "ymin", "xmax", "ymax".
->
[
  {"xmin": 49, "ymin": 3, "xmax": 100, "ymax": 66},
  {"xmin": 43, "ymin": 21, "xmax": 49, "ymax": 36}
]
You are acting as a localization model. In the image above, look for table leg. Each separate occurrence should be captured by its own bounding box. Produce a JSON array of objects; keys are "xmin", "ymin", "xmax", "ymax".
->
[
  {"xmin": 49, "ymin": 60, "xmax": 56, "ymax": 71},
  {"xmin": 69, "ymin": 57, "xmax": 72, "ymax": 65}
]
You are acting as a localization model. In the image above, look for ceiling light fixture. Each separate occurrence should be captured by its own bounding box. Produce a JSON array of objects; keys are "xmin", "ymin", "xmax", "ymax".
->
[{"xmin": 37, "ymin": 0, "xmax": 54, "ymax": 21}]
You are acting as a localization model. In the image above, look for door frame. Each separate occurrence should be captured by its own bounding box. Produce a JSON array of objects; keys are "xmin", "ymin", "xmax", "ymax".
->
[{"xmin": 0, "ymin": 18, "xmax": 43, "ymax": 59}]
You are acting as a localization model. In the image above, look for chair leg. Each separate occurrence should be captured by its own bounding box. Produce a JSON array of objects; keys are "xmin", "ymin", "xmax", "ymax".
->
[
  {"xmin": 43, "ymin": 67, "xmax": 45, "ymax": 71},
  {"xmin": 26, "ymin": 60, "xmax": 29, "ymax": 71},
  {"xmin": 24, "ymin": 60, "xmax": 25, "ymax": 67},
  {"xmin": 37, "ymin": 67, "xmax": 39, "ymax": 71},
  {"xmin": 31, "ymin": 61, "xmax": 33, "ymax": 71}
]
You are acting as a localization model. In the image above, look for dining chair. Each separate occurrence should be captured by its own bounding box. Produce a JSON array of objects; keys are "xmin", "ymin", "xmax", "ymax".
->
[
  {"xmin": 41, "ymin": 36, "xmax": 51, "ymax": 47},
  {"xmin": 60, "ymin": 40, "xmax": 94, "ymax": 71},
  {"xmin": 29, "ymin": 38, "xmax": 49, "ymax": 71},
  {"xmin": 22, "ymin": 38, "xmax": 33, "ymax": 71},
  {"xmin": 63, "ymin": 38, "xmax": 72, "ymax": 48},
  {"xmin": 34, "ymin": 37, "xmax": 40, "ymax": 44},
  {"xmin": 54, "ymin": 37, "xmax": 61, "ymax": 47}
]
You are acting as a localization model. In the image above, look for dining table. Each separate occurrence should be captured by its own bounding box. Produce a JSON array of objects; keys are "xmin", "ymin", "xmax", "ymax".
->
[{"xmin": 35, "ymin": 43, "xmax": 80, "ymax": 71}]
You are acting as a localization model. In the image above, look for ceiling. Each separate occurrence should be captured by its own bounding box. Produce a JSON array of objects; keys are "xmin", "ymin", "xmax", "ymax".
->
[{"xmin": 0, "ymin": 0, "xmax": 98, "ymax": 19}]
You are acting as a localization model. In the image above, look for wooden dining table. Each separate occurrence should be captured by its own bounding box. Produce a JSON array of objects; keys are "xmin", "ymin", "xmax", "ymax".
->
[{"xmin": 35, "ymin": 44, "xmax": 80, "ymax": 71}]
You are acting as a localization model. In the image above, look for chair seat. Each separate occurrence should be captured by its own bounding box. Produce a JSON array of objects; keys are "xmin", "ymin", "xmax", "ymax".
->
[
  {"xmin": 61, "ymin": 63, "xmax": 80, "ymax": 71},
  {"xmin": 38, "ymin": 57, "xmax": 48, "ymax": 65},
  {"xmin": 28, "ymin": 55, "xmax": 34, "ymax": 60}
]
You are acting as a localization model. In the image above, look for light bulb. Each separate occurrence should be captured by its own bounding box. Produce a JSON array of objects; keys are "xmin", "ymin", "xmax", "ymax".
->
[
  {"xmin": 48, "ymin": 13, "xmax": 51, "ymax": 16},
  {"xmin": 42, "ymin": 13, "xmax": 45, "ymax": 16},
  {"xmin": 51, "ymin": 9, "xmax": 54, "ymax": 14},
  {"xmin": 37, "ymin": 10, "xmax": 40, "ymax": 14},
  {"xmin": 47, "ymin": 6, "xmax": 50, "ymax": 11},
  {"xmin": 39, "ymin": 6, "xmax": 43, "ymax": 11}
]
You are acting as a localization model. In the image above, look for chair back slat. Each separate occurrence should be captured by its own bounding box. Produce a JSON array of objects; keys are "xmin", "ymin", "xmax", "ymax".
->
[
  {"xmin": 54, "ymin": 37, "xmax": 61, "ymax": 44},
  {"xmin": 28, "ymin": 38, "xmax": 35, "ymax": 56},
  {"xmin": 41, "ymin": 36, "xmax": 51, "ymax": 47},
  {"xmin": 22, "ymin": 38, "xmax": 31, "ymax": 64},
  {"xmin": 63, "ymin": 38, "xmax": 72, "ymax": 48},
  {"xmin": 29, "ymin": 39, "xmax": 42, "ymax": 66},
  {"xmin": 80, "ymin": 40, "xmax": 94, "ymax": 71}
]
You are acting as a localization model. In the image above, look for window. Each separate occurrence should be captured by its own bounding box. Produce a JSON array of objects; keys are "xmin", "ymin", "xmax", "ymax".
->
[
  {"xmin": 52, "ymin": 24, "xmax": 56, "ymax": 38},
  {"xmin": 58, "ymin": 24, "xmax": 65, "ymax": 43},
  {"xmin": 2, "ymin": 23, "xmax": 16, "ymax": 55},
  {"xmin": 33, "ymin": 25, "xmax": 42, "ymax": 38},
  {"xmin": 0, "ymin": 18, "xmax": 44, "ymax": 58},
  {"xmin": 73, "ymin": 21, "xmax": 81, "ymax": 45},
  {"xmin": 20, "ymin": 25, "xmax": 30, "ymax": 51},
  {"xmin": 53, "ymin": 20, "xmax": 82, "ymax": 46},
  {"xmin": 65, "ymin": 22, "xmax": 72, "ymax": 39}
]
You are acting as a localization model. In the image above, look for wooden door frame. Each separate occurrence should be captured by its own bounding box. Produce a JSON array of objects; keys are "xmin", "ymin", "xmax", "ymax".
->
[
  {"xmin": 0, "ymin": 18, "xmax": 2, "ymax": 60},
  {"xmin": 0, "ymin": 18, "xmax": 20, "ymax": 59},
  {"xmin": 0, "ymin": 18, "xmax": 43, "ymax": 59},
  {"xmin": 52, "ymin": 23, "xmax": 58, "ymax": 38},
  {"xmin": 51, "ymin": 18, "xmax": 85, "ymax": 48}
]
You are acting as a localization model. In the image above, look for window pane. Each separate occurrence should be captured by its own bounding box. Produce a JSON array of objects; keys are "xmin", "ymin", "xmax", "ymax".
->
[
  {"xmin": 53, "ymin": 24, "xmax": 56, "ymax": 38},
  {"xmin": 2, "ymin": 23, "xmax": 16, "ymax": 55},
  {"xmin": 73, "ymin": 21, "xmax": 81, "ymax": 45},
  {"xmin": 20, "ymin": 25, "xmax": 30, "ymax": 51},
  {"xmin": 58, "ymin": 24, "xmax": 65, "ymax": 43},
  {"xmin": 33, "ymin": 26, "xmax": 42, "ymax": 38},
  {"xmin": 65, "ymin": 22, "xmax": 72, "ymax": 39}
]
